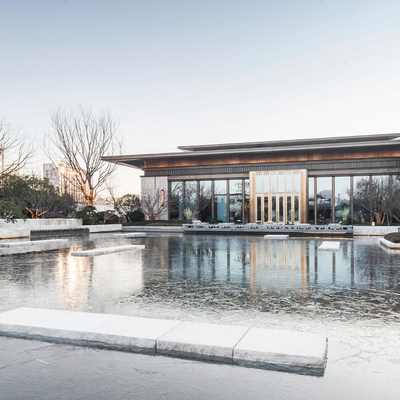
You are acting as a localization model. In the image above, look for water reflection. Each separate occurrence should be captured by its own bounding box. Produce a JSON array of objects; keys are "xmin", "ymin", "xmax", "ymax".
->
[
  {"xmin": 135, "ymin": 236, "xmax": 400, "ymax": 318},
  {"xmin": 0, "ymin": 236, "xmax": 399, "ymax": 319}
]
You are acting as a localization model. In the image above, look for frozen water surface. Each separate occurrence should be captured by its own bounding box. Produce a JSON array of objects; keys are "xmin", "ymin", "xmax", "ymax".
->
[{"xmin": 0, "ymin": 234, "xmax": 399, "ymax": 399}]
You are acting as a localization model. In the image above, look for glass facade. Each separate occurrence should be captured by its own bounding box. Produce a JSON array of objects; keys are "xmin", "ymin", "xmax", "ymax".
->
[
  {"xmin": 170, "ymin": 182, "xmax": 183, "ymax": 220},
  {"xmin": 317, "ymin": 177, "xmax": 332, "ymax": 224},
  {"xmin": 214, "ymin": 180, "xmax": 227, "ymax": 223},
  {"xmin": 335, "ymin": 177, "xmax": 350, "ymax": 223},
  {"xmin": 199, "ymin": 181, "xmax": 212, "ymax": 222},
  {"xmin": 169, "ymin": 178, "xmax": 249, "ymax": 222},
  {"xmin": 169, "ymin": 173, "xmax": 398, "ymax": 225},
  {"xmin": 308, "ymin": 177, "xmax": 314, "ymax": 223},
  {"xmin": 306, "ymin": 174, "xmax": 398, "ymax": 225},
  {"xmin": 251, "ymin": 170, "xmax": 302, "ymax": 224},
  {"xmin": 229, "ymin": 180, "xmax": 243, "ymax": 223},
  {"xmin": 244, "ymin": 179, "xmax": 250, "ymax": 223},
  {"xmin": 184, "ymin": 181, "xmax": 197, "ymax": 216}
]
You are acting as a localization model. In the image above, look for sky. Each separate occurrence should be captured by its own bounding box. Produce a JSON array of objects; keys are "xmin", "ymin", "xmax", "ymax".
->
[{"xmin": 1, "ymin": 0, "xmax": 400, "ymax": 195}]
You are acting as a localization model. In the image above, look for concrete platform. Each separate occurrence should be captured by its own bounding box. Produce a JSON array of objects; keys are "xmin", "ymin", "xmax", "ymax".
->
[
  {"xmin": 114, "ymin": 233, "xmax": 147, "ymax": 238},
  {"xmin": 0, "ymin": 308, "xmax": 180, "ymax": 353},
  {"xmin": 264, "ymin": 235, "xmax": 289, "ymax": 239},
  {"xmin": 379, "ymin": 238, "xmax": 400, "ymax": 251},
  {"xmin": 0, "ymin": 239, "xmax": 69, "ymax": 256},
  {"xmin": 0, "ymin": 308, "xmax": 328, "ymax": 375},
  {"xmin": 318, "ymin": 241, "xmax": 341, "ymax": 251},
  {"xmin": 70, "ymin": 245, "xmax": 145, "ymax": 257},
  {"xmin": 234, "ymin": 328, "xmax": 327, "ymax": 376},
  {"xmin": 0, "ymin": 239, "xmax": 68, "ymax": 248},
  {"xmin": 157, "ymin": 321, "xmax": 249, "ymax": 363}
]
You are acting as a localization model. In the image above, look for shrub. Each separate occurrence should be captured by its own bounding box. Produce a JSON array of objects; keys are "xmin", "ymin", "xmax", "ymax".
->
[
  {"xmin": 384, "ymin": 232, "xmax": 400, "ymax": 243},
  {"xmin": 97, "ymin": 211, "xmax": 120, "ymax": 224},
  {"xmin": 76, "ymin": 206, "xmax": 99, "ymax": 225},
  {"xmin": 128, "ymin": 209, "xmax": 145, "ymax": 222},
  {"xmin": 0, "ymin": 200, "xmax": 25, "ymax": 223}
]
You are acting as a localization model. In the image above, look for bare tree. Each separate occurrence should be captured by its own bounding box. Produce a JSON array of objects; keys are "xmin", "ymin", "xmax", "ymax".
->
[
  {"xmin": 353, "ymin": 177, "xmax": 391, "ymax": 224},
  {"xmin": 140, "ymin": 184, "xmax": 168, "ymax": 221},
  {"xmin": 0, "ymin": 118, "xmax": 34, "ymax": 179},
  {"xmin": 45, "ymin": 105, "xmax": 123, "ymax": 207}
]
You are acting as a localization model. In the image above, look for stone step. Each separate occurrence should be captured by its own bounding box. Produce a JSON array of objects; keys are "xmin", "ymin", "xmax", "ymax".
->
[
  {"xmin": 318, "ymin": 241, "xmax": 341, "ymax": 251},
  {"xmin": 264, "ymin": 235, "xmax": 289, "ymax": 239},
  {"xmin": 0, "ymin": 308, "xmax": 328, "ymax": 376},
  {"xmin": 0, "ymin": 239, "xmax": 68, "ymax": 248},
  {"xmin": 70, "ymin": 245, "xmax": 145, "ymax": 257},
  {"xmin": 114, "ymin": 233, "xmax": 147, "ymax": 238}
]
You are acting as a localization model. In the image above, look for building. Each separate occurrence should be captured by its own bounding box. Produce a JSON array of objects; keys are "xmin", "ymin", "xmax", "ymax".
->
[
  {"xmin": 43, "ymin": 163, "xmax": 83, "ymax": 202},
  {"xmin": 103, "ymin": 133, "xmax": 400, "ymax": 224}
]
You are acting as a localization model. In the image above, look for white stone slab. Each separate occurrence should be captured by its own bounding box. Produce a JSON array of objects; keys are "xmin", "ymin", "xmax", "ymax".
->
[
  {"xmin": 233, "ymin": 328, "xmax": 327, "ymax": 375},
  {"xmin": 0, "ymin": 239, "xmax": 68, "ymax": 248},
  {"xmin": 0, "ymin": 308, "xmax": 68, "ymax": 335},
  {"xmin": 318, "ymin": 241, "xmax": 341, "ymax": 251},
  {"xmin": 379, "ymin": 238, "xmax": 400, "ymax": 250},
  {"xmin": 114, "ymin": 233, "xmax": 147, "ymax": 238},
  {"xmin": 88, "ymin": 224, "xmax": 122, "ymax": 233},
  {"xmin": 70, "ymin": 245, "xmax": 145, "ymax": 257},
  {"xmin": 264, "ymin": 235, "xmax": 289, "ymax": 239},
  {"xmin": 0, "ymin": 308, "xmax": 181, "ymax": 353},
  {"xmin": 0, "ymin": 218, "xmax": 82, "ymax": 239},
  {"xmin": 81, "ymin": 315, "xmax": 181, "ymax": 350},
  {"xmin": 0, "ymin": 239, "xmax": 70, "ymax": 256},
  {"xmin": 157, "ymin": 321, "xmax": 249, "ymax": 362}
]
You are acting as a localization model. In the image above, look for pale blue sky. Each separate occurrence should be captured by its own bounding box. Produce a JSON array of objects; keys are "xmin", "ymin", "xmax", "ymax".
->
[{"xmin": 1, "ymin": 0, "xmax": 400, "ymax": 194}]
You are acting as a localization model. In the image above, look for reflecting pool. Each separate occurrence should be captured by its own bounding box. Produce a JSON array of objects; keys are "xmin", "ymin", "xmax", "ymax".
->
[
  {"xmin": 0, "ymin": 235, "xmax": 399, "ymax": 321},
  {"xmin": 1, "ymin": 234, "xmax": 400, "ymax": 399}
]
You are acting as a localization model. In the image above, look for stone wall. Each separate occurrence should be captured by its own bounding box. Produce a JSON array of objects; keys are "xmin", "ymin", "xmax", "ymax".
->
[{"xmin": 0, "ymin": 219, "xmax": 82, "ymax": 239}]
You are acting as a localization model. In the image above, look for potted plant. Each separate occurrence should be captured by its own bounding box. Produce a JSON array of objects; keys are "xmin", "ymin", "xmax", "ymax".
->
[
  {"xmin": 341, "ymin": 207, "xmax": 350, "ymax": 225},
  {"xmin": 184, "ymin": 208, "xmax": 193, "ymax": 224}
]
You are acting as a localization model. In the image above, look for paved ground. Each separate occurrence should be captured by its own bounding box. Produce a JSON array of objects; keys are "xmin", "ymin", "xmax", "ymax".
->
[{"xmin": 1, "ymin": 333, "xmax": 399, "ymax": 400}]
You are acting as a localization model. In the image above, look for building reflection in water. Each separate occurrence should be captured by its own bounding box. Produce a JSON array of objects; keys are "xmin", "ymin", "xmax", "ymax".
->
[{"xmin": 144, "ymin": 236, "xmax": 399, "ymax": 296}]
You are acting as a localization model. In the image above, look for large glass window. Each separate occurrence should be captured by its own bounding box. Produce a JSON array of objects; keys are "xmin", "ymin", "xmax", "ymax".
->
[
  {"xmin": 270, "ymin": 173, "xmax": 277, "ymax": 193},
  {"xmin": 170, "ymin": 182, "xmax": 183, "ymax": 220},
  {"xmin": 244, "ymin": 179, "xmax": 250, "ymax": 223},
  {"xmin": 264, "ymin": 196, "xmax": 269, "ymax": 222},
  {"xmin": 371, "ymin": 176, "xmax": 389, "ymax": 224},
  {"xmin": 229, "ymin": 180, "xmax": 243, "ymax": 223},
  {"xmin": 308, "ymin": 177, "xmax": 315, "ymax": 223},
  {"xmin": 263, "ymin": 174, "xmax": 269, "ymax": 193},
  {"xmin": 252, "ymin": 170, "xmax": 302, "ymax": 224},
  {"xmin": 392, "ymin": 175, "xmax": 400, "ymax": 223},
  {"xmin": 317, "ymin": 177, "xmax": 332, "ymax": 224},
  {"xmin": 279, "ymin": 196, "xmax": 284, "ymax": 222},
  {"xmin": 256, "ymin": 174, "xmax": 262, "ymax": 194},
  {"xmin": 335, "ymin": 177, "xmax": 350, "ymax": 223},
  {"xmin": 184, "ymin": 181, "xmax": 197, "ymax": 217},
  {"xmin": 286, "ymin": 174, "xmax": 292, "ymax": 192},
  {"xmin": 214, "ymin": 180, "xmax": 227, "ymax": 223},
  {"xmin": 278, "ymin": 173, "xmax": 285, "ymax": 193},
  {"xmin": 293, "ymin": 173, "xmax": 300, "ymax": 192},
  {"xmin": 353, "ymin": 176, "xmax": 370, "ymax": 224},
  {"xmin": 199, "ymin": 181, "xmax": 212, "ymax": 222},
  {"xmin": 271, "ymin": 196, "xmax": 277, "ymax": 222},
  {"xmin": 287, "ymin": 196, "xmax": 292, "ymax": 223}
]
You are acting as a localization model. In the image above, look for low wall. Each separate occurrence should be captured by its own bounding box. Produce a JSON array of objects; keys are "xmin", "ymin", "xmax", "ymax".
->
[
  {"xmin": 0, "ymin": 219, "xmax": 82, "ymax": 239},
  {"xmin": 88, "ymin": 224, "xmax": 122, "ymax": 233},
  {"xmin": 353, "ymin": 226, "xmax": 400, "ymax": 236}
]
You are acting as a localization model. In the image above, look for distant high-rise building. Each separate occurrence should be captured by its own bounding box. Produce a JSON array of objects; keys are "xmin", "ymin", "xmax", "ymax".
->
[{"xmin": 43, "ymin": 163, "xmax": 83, "ymax": 203}]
